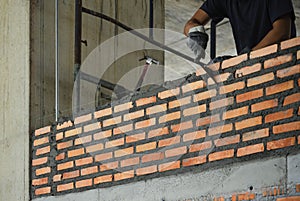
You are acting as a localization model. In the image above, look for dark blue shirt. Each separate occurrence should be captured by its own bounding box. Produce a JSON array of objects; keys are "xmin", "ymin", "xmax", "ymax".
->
[{"xmin": 201, "ymin": 0, "xmax": 296, "ymax": 53}]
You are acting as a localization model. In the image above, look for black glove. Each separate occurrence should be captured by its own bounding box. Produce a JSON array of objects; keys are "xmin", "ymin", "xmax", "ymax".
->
[
  {"xmin": 187, "ymin": 26, "xmax": 209, "ymax": 62},
  {"xmin": 239, "ymin": 46, "xmax": 251, "ymax": 55}
]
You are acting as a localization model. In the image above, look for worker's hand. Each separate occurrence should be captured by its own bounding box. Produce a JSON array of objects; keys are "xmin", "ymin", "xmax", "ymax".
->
[{"xmin": 187, "ymin": 25, "xmax": 209, "ymax": 62}]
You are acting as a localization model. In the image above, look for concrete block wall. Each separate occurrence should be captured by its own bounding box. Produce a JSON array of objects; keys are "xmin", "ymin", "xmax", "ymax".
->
[{"xmin": 31, "ymin": 37, "xmax": 300, "ymax": 200}]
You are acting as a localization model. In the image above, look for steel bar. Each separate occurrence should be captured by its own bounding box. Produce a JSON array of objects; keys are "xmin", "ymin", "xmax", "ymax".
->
[{"xmin": 55, "ymin": 0, "xmax": 59, "ymax": 121}]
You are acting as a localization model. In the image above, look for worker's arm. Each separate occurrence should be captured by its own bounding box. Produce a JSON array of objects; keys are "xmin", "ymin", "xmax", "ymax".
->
[
  {"xmin": 252, "ymin": 14, "xmax": 292, "ymax": 51},
  {"xmin": 184, "ymin": 9, "xmax": 211, "ymax": 36}
]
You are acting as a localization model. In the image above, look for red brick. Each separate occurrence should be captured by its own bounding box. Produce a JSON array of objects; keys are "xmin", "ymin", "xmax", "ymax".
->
[
  {"xmin": 264, "ymin": 54, "xmax": 293, "ymax": 69},
  {"xmin": 114, "ymin": 170, "xmax": 134, "ymax": 181},
  {"xmin": 81, "ymin": 166, "xmax": 98, "ymax": 176},
  {"xmin": 158, "ymin": 88, "xmax": 180, "ymax": 99},
  {"xmin": 220, "ymin": 82, "xmax": 245, "ymax": 94},
  {"xmin": 266, "ymin": 81, "xmax": 294, "ymax": 96},
  {"xmin": 113, "ymin": 124, "xmax": 133, "ymax": 135},
  {"xmin": 63, "ymin": 170, "xmax": 79, "ymax": 179},
  {"xmin": 171, "ymin": 121, "xmax": 193, "ymax": 132},
  {"xmin": 209, "ymin": 149, "xmax": 234, "ymax": 162},
  {"xmin": 215, "ymin": 135, "xmax": 240, "ymax": 147},
  {"xmin": 114, "ymin": 147, "xmax": 134, "ymax": 158},
  {"xmin": 283, "ymin": 93, "xmax": 300, "ymax": 106},
  {"xmin": 222, "ymin": 54, "xmax": 248, "ymax": 69},
  {"xmin": 196, "ymin": 114, "xmax": 220, "ymax": 127},
  {"xmin": 94, "ymin": 130, "xmax": 112, "ymax": 140},
  {"xmin": 146, "ymin": 104, "xmax": 167, "ymax": 115},
  {"xmin": 94, "ymin": 175, "xmax": 113, "ymax": 184},
  {"xmin": 189, "ymin": 141, "xmax": 212, "ymax": 152},
  {"xmin": 277, "ymin": 196, "xmax": 300, "ymax": 201},
  {"xmin": 32, "ymin": 177, "xmax": 48, "ymax": 186},
  {"xmin": 136, "ymin": 142, "xmax": 156, "ymax": 153},
  {"xmin": 57, "ymin": 161, "xmax": 73, "ymax": 171},
  {"xmin": 75, "ymin": 135, "xmax": 92, "ymax": 145},
  {"xmin": 56, "ymin": 132, "xmax": 63, "ymax": 141},
  {"xmin": 208, "ymin": 124, "xmax": 233, "ymax": 136},
  {"xmin": 53, "ymin": 174, "xmax": 62, "ymax": 182},
  {"xmin": 57, "ymin": 183, "xmax": 74, "ymax": 192},
  {"xmin": 100, "ymin": 161, "xmax": 118, "ymax": 171},
  {"xmin": 126, "ymin": 132, "xmax": 146, "ymax": 143},
  {"xmin": 210, "ymin": 97, "xmax": 234, "ymax": 110},
  {"xmin": 124, "ymin": 110, "xmax": 144, "ymax": 121},
  {"xmin": 32, "ymin": 157, "xmax": 48, "ymax": 166},
  {"xmin": 34, "ymin": 137, "xmax": 49, "ymax": 147},
  {"xmin": 159, "ymin": 136, "xmax": 181, "ymax": 147},
  {"xmin": 237, "ymin": 89, "xmax": 263, "ymax": 103},
  {"xmin": 158, "ymin": 161, "xmax": 180, "ymax": 172},
  {"xmin": 105, "ymin": 138, "xmax": 124, "ymax": 148},
  {"xmin": 277, "ymin": 64, "xmax": 300, "ymax": 78},
  {"xmin": 114, "ymin": 102, "xmax": 133, "ymax": 113},
  {"xmin": 35, "ymin": 126, "xmax": 51, "ymax": 136},
  {"xmin": 281, "ymin": 37, "xmax": 300, "ymax": 49},
  {"xmin": 182, "ymin": 155, "xmax": 206, "ymax": 167},
  {"xmin": 35, "ymin": 187, "xmax": 51, "ymax": 195},
  {"xmin": 95, "ymin": 152, "xmax": 113, "ymax": 162},
  {"xmin": 148, "ymin": 127, "xmax": 169, "ymax": 138},
  {"xmin": 193, "ymin": 89, "xmax": 217, "ymax": 102},
  {"xmin": 136, "ymin": 165, "xmax": 157, "ymax": 176},
  {"xmin": 183, "ymin": 104, "xmax": 206, "ymax": 117},
  {"xmin": 165, "ymin": 146, "xmax": 187, "ymax": 158},
  {"xmin": 74, "ymin": 114, "xmax": 92, "ymax": 125},
  {"xmin": 182, "ymin": 80, "xmax": 206, "ymax": 93},
  {"xmin": 142, "ymin": 152, "xmax": 164, "ymax": 163},
  {"xmin": 55, "ymin": 153, "xmax": 65, "ymax": 161},
  {"xmin": 169, "ymin": 97, "xmax": 191, "ymax": 109},
  {"xmin": 265, "ymin": 109, "xmax": 294, "ymax": 123},
  {"xmin": 251, "ymin": 99, "xmax": 278, "ymax": 112},
  {"xmin": 94, "ymin": 107, "xmax": 112, "ymax": 119},
  {"xmin": 103, "ymin": 116, "xmax": 122, "ymax": 128},
  {"xmin": 267, "ymin": 137, "xmax": 296, "ymax": 150},
  {"xmin": 243, "ymin": 128, "xmax": 269, "ymax": 142},
  {"xmin": 57, "ymin": 140, "xmax": 73, "ymax": 150},
  {"xmin": 65, "ymin": 128, "xmax": 82, "ymax": 138},
  {"xmin": 235, "ymin": 116, "xmax": 262, "ymax": 130},
  {"xmin": 36, "ymin": 167, "xmax": 51, "ymax": 176},
  {"xmin": 273, "ymin": 121, "xmax": 300, "ymax": 134},
  {"xmin": 68, "ymin": 148, "xmax": 85, "ymax": 158},
  {"xmin": 84, "ymin": 122, "xmax": 101, "ymax": 132},
  {"xmin": 235, "ymin": 63, "xmax": 261, "ymax": 78},
  {"xmin": 183, "ymin": 130, "xmax": 206, "ymax": 142},
  {"xmin": 159, "ymin": 111, "xmax": 181, "ymax": 124},
  {"xmin": 223, "ymin": 106, "xmax": 248, "ymax": 120},
  {"xmin": 75, "ymin": 157, "xmax": 93, "ymax": 166},
  {"xmin": 250, "ymin": 44, "xmax": 278, "ymax": 59},
  {"xmin": 135, "ymin": 118, "xmax": 156, "ymax": 129},
  {"xmin": 136, "ymin": 96, "xmax": 156, "ymax": 107},
  {"xmin": 36, "ymin": 146, "xmax": 50, "ymax": 156},
  {"xmin": 237, "ymin": 143, "xmax": 264, "ymax": 157},
  {"xmin": 247, "ymin": 73, "xmax": 274, "ymax": 87},
  {"xmin": 76, "ymin": 179, "xmax": 92, "ymax": 188}
]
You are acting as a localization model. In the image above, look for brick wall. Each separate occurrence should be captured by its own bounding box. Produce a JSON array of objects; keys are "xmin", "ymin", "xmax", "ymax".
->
[{"xmin": 31, "ymin": 37, "xmax": 300, "ymax": 199}]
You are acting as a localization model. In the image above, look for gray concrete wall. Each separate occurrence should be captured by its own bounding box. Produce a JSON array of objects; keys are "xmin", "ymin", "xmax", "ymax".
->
[{"xmin": 0, "ymin": 0, "xmax": 30, "ymax": 201}]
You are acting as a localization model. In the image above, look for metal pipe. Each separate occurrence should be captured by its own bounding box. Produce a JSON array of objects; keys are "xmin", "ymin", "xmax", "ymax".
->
[
  {"xmin": 149, "ymin": 0, "xmax": 154, "ymax": 39},
  {"xmin": 210, "ymin": 20, "xmax": 217, "ymax": 60},
  {"xmin": 55, "ymin": 0, "xmax": 59, "ymax": 121}
]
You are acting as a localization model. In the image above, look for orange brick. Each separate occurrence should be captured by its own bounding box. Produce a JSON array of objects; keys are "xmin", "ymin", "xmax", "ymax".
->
[
  {"xmin": 114, "ymin": 170, "xmax": 134, "ymax": 181},
  {"xmin": 136, "ymin": 142, "xmax": 156, "ymax": 153},
  {"xmin": 68, "ymin": 148, "xmax": 85, "ymax": 158},
  {"xmin": 209, "ymin": 149, "xmax": 234, "ymax": 162},
  {"xmin": 56, "ymin": 132, "xmax": 63, "ymax": 141},
  {"xmin": 57, "ymin": 161, "xmax": 73, "ymax": 171},
  {"xmin": 196, "ymin": 62, "xmax": 220, "ymax": 76},
  {"xmin": 148, "ymin": 127, "xmax": 169, "ymax": 138},
  {"xmin": 251, "ymin": 99, "xmax": 278, "ymax": 112},
  {"xmin": 223, "ymin": 106, "xmax": 248, "ymax": 120},
  {"xmin": 237, "ymin": 89, "xmax": 263, "ymax": 103},
  {"xmin": 182, "ymin": 80, "xmax": 206, "ymax": 93},
  {"xmin": 135, "ymin": 118, "xmax": 156, "ymax": 129},
  {"xmin": 264, "ymin": 54, "xmax": 293, "ymax": 69},
  {"xmin": 183, "ymin": 104, "xmax": 206, "ymax": 117},
  {"xmin": 237, "ymin": 143, "xmax": 264, "ymax": 157},
  {"xmin": 94, "ymin": 107, "xmax": 112, "ymax": 119},
  {"xmin": 212, "ymin": 73, "xmax": 232, "ymax": 83},
  {"xmin": 243, "ymin": 128, "xmax": 269, "ymax": 142},
  {"xmin": 34, "ymin": 137, "xmax": 49, "ymax": 147},
  {"xmin": 182, "ymin": 155, "xmax": 206, "ymax": 167},
  {"xmin": 136, "ymin": 96, "xmax": 156, "ymax": 107},
  {"xmin": 53, "ymin": 174, "xmax": 62, "ymax": 182},
  {"xmin": 124, "ymin": 110, "xmax": 144, "ymax": 121},
  {"xmin": 142, "ymin": 152, "xmax": 164, "ymax": 163},
  {"xmin": 63, "ymin": 170, "xmax": 79, "ymax": 179},
  {"xmin": 165, "ymin": 146, "xmax": 187, "ymax": 158},
  {"xmin": 35, "ymin": 126, "xmax": 51, "ymax": 136},
  {"xmin": 183, "ymin": 130, "xmax": 206, "ymax": 142},
  {"xmin": 114, "ymin": 147, "xmax": 134, "ymax": 158},
  {"xmin": 95, "ymin": 152, "xmax": 113, "ymax": 162},
  {"xmin": 266, "ymin": 81, "xmax": 294, "ymax": 96},
  {"xmin": 273, "ymin": 121, "xmax": 300, "ymax": 134},
  {"xmin": 105, "ymin": 138, "xmax": 124, "ymax": 148},
  {"xmin": 84, "ymin": 122, "xmax": 101, "ymax": 132},
  {"xmin": 193, "ymin": 89, "xmax": 217, "ymax": 102},
  {"xmin": 210, "ymin": 97, "xmax": 234, "ymax": 110},
  {"xmin": 250, "ymin": 44, "xmax": 278, "ymax": 59},
  {"xmin": 136, "ymin": 165, "xmax": 157, "ymax": 176},
  {"xmin": 126, "ymin": 132, "xmax": 146, "ymax": 143},
  {"xmin": 81, "ymin": 166, "xmax": 98, "ymax": 176},
  {"xmin": 277, "ymin": 64, "xmax": 300, "ymax": 78},
  {"xmin": 74, "ymin": 114, "xmax": 92, "ymax": 125},
  {"xmin": 267, "ymin": 137, "xmax": 296, "ymax": 150},
  {"xmin": 57, "ymin": 183, "xmax": 74, "ymax": 192},
  {"xmin": 75, "ymin": 135, "xmax": 92, "ymax": 145},
  {"xmin": 57, "ymin": 121, "xmax": 73, "ymax": 130},
  {"xmin": 171, "ymin": 121, "xmax": 193, "ymax": 132},
  {"xmin": 247, "ymin": 73, "xmax": 274, "ymax": 87},
  {"xmin": 283, "ymin": 93, "xmax": 300, "ymax": 106},
  {"xmin": 36, "ymin": 167, "xmax": 51, "ymax": 176},
  {"xmin": 235, "ymin": 63, "xmax": 261, "ymax": 78},
  {"xmin": 265, "ymin": 109, "xmax": 294, "ymax": 123},
  {"xmin": 222, "ymin": 54, "xmax": 248, "ymax": 69},
  {"xmin": 94, "ymin": 130, "xmax": 112, "ymax": 140},
  {"xmin": 296, "ymin": 184, "xmax": 300, "ymax": 192},
  {"xmin": 215, "ymin": 135, "xmax": 240, "ymax": 147},
  {"xmin": 235, "ymin": 116, "xmax": 262, "ymax": 130},
  {"xmin": 220, "ymin": 81, "xmax": 245, "ymax": 94},
  {"xmin": 114, "ymin": 102, "xmax": 133, "ymax": 113},
  {"xmin": 158, "ymin": 88, "xmax": 180, "ymax": 99},
  {"xmin": 190, "ymin": 141, "xmax": 212, "ymax": 152},
  {"xmin": 298, "ymin": 50, "xmax": 300, "ymax": 60},
  {"xmin": 36, "ymin": 146, "xmax": 50, "ymax": 156},
  {"xmin": 65, "ymin": 128, "xmax": 82, "ymax": 138},
  {"xmin": 57, "ymin": 140, "xmax": 73, "ymax": 150},
  {"xmin": 100, "ymin": 161, "xmax": 118, "ymax": 172},
  {"xmin": 103, "ymin": 116, "xmax": 122, "ymax": 127},
  {"xmin": 146, "ymin": 104, "xmax": 167, "ymax": 115},
  {"xmin": 237, "ymin": 193, "xmax": 256, "ymax": 200},
  {"xmin": 75, "ymin": 157, "xmax": 93, "ymax": 166},
  {"xmin": 169, "ymin": 96, "xmax": 191, "ymax": 109},
  {"xmin": 281, "ymin": 37, "xmax": 300, "ymax": 49},
  {"xmin": 159, "ymin": 136, "xmax": 181, "ymax": 147},
  {"xmin": 32, "ymin": 157, "xmax": 48, "ymax": 166},
  {"xmin": 94, "ymin": 175, "xmax": 113, "ymax": 184},
  {"xmin": 32, "ymin": 177, "xmax": 48, "ymax": 186},
  {"xmin": 159, "ymin": 111, "xmax": 181, "ymax": 124},
  {"xmin": 35, "ymin": 187, "xmax": 51, "ymax": 195},
  {"xmin": 113, "ymin": 124, "xmax": 133, "ymax": 135},
  {"xmin": 158, "ymin": 161, "xmax": 180, "ymax": 172},
  {"xmin": 277, "ymin": 196, "xmax": 300, "ymax": 201},
  {"xmin": 196, "ymin": 114, "xmax": 220, "ymax": 127},
  {"xmin": 76, "ymin": 179, "xmax": 93, "ymax": 188},
  {"xmin": 55, "ymin": 153, "xmax": 65, "ymax": 161},
  {"xmin": 208, "ymin": 124, "xmax": 233, "ymax": 136}
]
